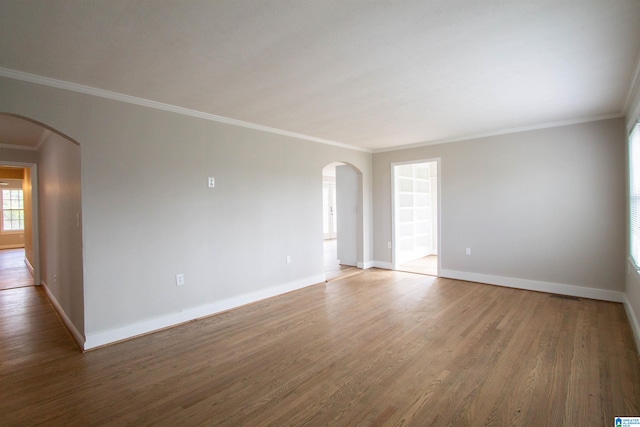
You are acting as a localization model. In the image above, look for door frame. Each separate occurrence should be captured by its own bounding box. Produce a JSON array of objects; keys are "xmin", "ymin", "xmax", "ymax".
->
[
  {"xmin": 0, "ymin": 160, "xmax": 40, "ymax": 286},
  {"xmin": 322, "ymin": 181, "xmax": 337, "ymax": 240},
  {"xmin": 391, "ymin": 158, "xmax": 441, "ymax": 275},
  {"xmin": 321, "ymin": 161, "xmax": 364, "ymax": 270}
]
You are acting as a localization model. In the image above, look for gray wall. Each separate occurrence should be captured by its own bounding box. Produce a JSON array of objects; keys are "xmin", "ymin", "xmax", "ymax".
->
[
  {"xmin": 39, "ymin": 132, "xmax": 84, "ymax": 335},
  {"xmin": 1, "ymin": 74, "xmax": 633, "ymax": 348},
  {"xmin": 0, "ymin": 76, "xmax": 372, "ymax": 344},
  {"xmin": 373, "ymin": 118, "xmax": 627, "ymax": 292}
]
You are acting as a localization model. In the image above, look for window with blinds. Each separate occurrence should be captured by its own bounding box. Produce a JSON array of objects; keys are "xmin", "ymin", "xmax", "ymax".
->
[{"xmin": 630, "ymin": 122, "xmax": 640, "ymax": 267}]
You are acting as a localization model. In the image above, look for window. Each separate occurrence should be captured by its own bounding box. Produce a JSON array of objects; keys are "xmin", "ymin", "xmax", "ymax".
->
[
  {"xmin": 1, "ymin": 189, "xmax": 24, "ymax": 232},
  {"xmin": 631, "ymin": 123, "xmax": 640, "ymax": 267}
]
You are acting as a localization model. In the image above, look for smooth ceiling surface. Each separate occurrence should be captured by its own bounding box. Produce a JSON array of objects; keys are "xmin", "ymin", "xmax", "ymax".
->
[
  {"xmin": 0, "ymin": 115, "xmax": 46, "ymax": 148},
  {"xmin": 1, "ymin": 1, "xmax": 640, "ymax": 150}
]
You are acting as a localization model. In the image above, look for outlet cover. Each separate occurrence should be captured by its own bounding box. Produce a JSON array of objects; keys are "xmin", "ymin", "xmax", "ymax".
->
[{"xmin": 176, "ymin": 273, "xmax": 185, "ymax": 286}]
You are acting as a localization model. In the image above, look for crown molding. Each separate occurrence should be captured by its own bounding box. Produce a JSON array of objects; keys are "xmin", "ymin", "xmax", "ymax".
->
[
  {"xmin": 623, "ymin": 49, "xmax": 640, "ymax": 115},
  {"xmin": 372, "ymin": 113, "xmax": 625, "ymax": 153},
  {"xmin": 0, "ymin": 67, "xmax": 371, "ymax": 153}
]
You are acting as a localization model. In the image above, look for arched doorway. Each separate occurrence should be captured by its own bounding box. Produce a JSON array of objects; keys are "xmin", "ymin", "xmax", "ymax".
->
[
  {"xmin": 0, "ymin": 113, "xmax": 85, "ymax": 346},
  {"xmin": 322, "ymin": 162, "xmax": 363, "ymax": 281}
]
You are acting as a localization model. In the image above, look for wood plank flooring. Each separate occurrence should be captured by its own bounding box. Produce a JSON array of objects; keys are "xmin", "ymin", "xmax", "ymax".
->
[
  {"xmin": 324, "ymin": 239, "xmax": 360, "ymax": 281},
  {"xmin": 0, "ymin": 248, "xmax": 33, "ymax": 290},
  {"xmin": 1, "ymin": 269, "xmax": 639, "ymax": 425},
  {"xmin": 398, "ymin": 255, "xmax": 438, "ymax": 276}
]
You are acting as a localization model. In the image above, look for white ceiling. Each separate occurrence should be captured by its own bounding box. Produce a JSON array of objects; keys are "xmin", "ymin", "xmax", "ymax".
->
[
  {"xmin": 1, "ymin": 1, "xmax": 640, "ymax": 151},
  {"xmin": 0, "ymin": 115, "xmax": 47, "ymax": 148}
]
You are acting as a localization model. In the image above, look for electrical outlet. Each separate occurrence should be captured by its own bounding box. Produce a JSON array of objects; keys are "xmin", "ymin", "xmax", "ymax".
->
[
  {"xmin": 387, "ymin": 241, "xmax": 392, "ymax": 249},
  {"xmin": 286, "ymin": 256, "xmax": 292, "ymax": 264},
  {"xmin": 466, "ymin": 248, "xmax": 471, "ymax": 256},
  {"xmin": 176, "ymin": 273, "xmax": 185, "ymax": 286},
  {"xmin": 208, "ymin": 177, "xmax": 215, "ymax": 188}
]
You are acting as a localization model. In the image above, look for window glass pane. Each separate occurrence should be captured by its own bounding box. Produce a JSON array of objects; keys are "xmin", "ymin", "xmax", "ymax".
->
[
  {"xmin": 0, "ymin": 189, "xmax": 24, "ymax": 231},
  {"xmin": 631, "ymin": 124, "xmax": 640, "ymax": 267}
]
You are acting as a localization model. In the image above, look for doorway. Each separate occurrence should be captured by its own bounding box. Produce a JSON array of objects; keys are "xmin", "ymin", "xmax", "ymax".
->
[
  {"xmin": 0, "ymin": 165, "xmax": 36, "ymax": 290},
  {"xmin": 392, "ymin": 159, "xmax": 440, "ymax": 276},
  {"xmin": 323, "ymin": 181, "xmax": 337, "ymax": 240},
  {"xmin": 322, "ymin": 162, "xmax": 361, "ymax": 281}
]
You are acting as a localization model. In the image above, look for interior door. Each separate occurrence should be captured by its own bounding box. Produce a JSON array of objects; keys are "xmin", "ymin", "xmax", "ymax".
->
[{"xmin": 323, "ymin": 182, "xmax": 337, "ymax": 239}]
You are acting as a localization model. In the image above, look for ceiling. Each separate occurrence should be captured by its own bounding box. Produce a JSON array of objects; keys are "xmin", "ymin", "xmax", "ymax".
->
[
  {"xmin": 0, "ymin": 115, "xmax": 47, "ymax": 149},
  {"xmin": 1, "ymin": 1, "xmax": 640, "ymax": 151}
]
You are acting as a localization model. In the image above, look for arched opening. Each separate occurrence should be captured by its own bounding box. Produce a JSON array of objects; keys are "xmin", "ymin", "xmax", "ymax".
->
[
  {"xmin": 0, "ymin": 113, "xmax": 84, "ymax": 347},
  {"xmin": 322, "ymin": 161, "xmax": 364, "ymax": 281}
]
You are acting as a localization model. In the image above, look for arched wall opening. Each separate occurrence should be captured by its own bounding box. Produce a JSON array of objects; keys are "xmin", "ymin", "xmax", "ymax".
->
[
  {"xmin": 321, "ymin": 161, "xmax": 364, "ymax": 280},
  {"xmin": 0, "ymin": 113, "xmax": 84, "ymax": 348}
]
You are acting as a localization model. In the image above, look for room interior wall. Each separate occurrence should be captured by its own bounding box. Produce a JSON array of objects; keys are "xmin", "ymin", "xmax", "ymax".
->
[
  {"xmin": 38, "ymin": 131, "xmax": 84, "ymax": 339},
  {"xmin": 22, "ymin": 167, "xmax": 34, "ymax": 269},
  {"xmin": 336, "ymin": 164, "xmax": 359, "ymax": 266},
  {"xmin": 373, "ymin": 118, "xmax": 627, "ymax": 300},
  {"xmin": 0, "ymin": 76, "xmax": 373, "ymax": 348}
]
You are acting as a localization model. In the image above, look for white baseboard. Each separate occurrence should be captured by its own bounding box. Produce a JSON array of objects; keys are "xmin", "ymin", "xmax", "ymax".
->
[
  {"xmin": 373, "ymin": 261, "xmax": 393, "ymax": 270},
  {"xmin": 24, "ymin": 256, "xmax": 34, "ymax": 276},
  {"xmin": 41, "ymin": 281, "xmax": 85, "ymax": 350},
  {"xmin": 440, "ymin": 269, "xmax": 625, "ymax": 303},
  {"xmin": 84, "ymin": 273, "xmax": 325, "ymax": 350},
  {"xmin": 623, "ymin": 294, "xmax": 640, "ymax": 356},
  {"xmin": 357, "ymin": 261, "xmax": 374, "ymax": 269},
  {"xmin": 0, "ymin": 243, "xmax": 25, "ymax": 250}
]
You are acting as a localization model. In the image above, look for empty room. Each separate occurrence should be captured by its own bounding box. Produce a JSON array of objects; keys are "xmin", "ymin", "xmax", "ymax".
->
[{"xmin": 1, "ymin": 1, "xmax": 640, "ymax": 425}]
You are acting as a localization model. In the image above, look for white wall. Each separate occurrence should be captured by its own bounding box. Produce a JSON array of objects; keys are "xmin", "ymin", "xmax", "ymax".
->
[
  {"xmin": 374, "ymin": 118, "xmax": 627, "ymax": 300},
  {"xmin": 38, "ymin": 132, "xmax": 84, "ymax": 338},
  {"xmin": 0, "ymin": 76, "xmax": 372, "ymax": 348},
  {"xmin": 336, "ymin": 165, "xmax": 358, "ymax": 266}
]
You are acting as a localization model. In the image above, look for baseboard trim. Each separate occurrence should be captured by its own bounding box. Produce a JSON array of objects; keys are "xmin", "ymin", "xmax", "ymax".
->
[
  {"xmin": 357, "ymin": 261, "xmax": 374, "ymax": 269},
  {"xmin": 373, "ymin": 261, "xmax": 393, "ymax": 270},
  {"xmin": 0, "ymin": 243, "xmax": 25, "ymax": 250},
  {"xmin": 41, "ymin": 281, "xmax": 85, "ymax": 350},
  {"xmin": 24, "ymin": 257, "xmax": 34, "ymax": 276},
  {"xmin": 84, "ymin": 273, "xmax": 325, "ymax": 350},
  {"xmin": 623, "ymin": 293, "xmax": 640, "ymax": 356},
  {"xmin": 440, "ymin": 269, "xmax": 625, "ymax": 303}
]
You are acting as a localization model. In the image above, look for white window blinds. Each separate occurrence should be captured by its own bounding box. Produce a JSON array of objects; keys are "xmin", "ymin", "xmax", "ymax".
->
[{"xmin": 630, "ymin": 123, "xmax": 640, "ymax": 267}]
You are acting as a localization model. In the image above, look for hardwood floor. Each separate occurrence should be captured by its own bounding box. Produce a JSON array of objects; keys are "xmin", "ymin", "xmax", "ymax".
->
[
  {"xmin": 1, "ymin": 269, "xmax": 639, "ymax": 425},
  {"xmin": 0, "ymin": 248, "xmax": 33, "ymax": 290},
  {"xmin": 398, "ymin": 254, "xmax": 438, "ymax": 276},
  {"xmin": 324, "ymin": 239, "xmax": 360, "ymax": 281}
]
